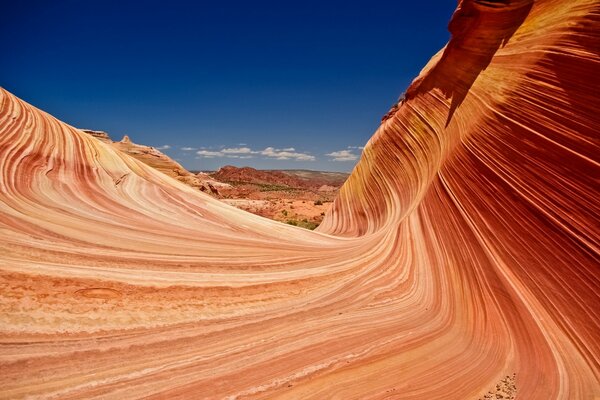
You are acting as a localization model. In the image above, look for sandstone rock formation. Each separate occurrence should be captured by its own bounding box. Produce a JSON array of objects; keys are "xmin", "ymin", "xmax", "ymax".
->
[
  {"xmin": 81, "ymin": 129, "xmax": 112, "ymax": 143},
  {"xmin": 207, "ymin": 166, "xmax": 345, "ymax": 228},
  {"xmin": 82, "ymin": 129, "xmax": 230, "ymax": 196},
  {"xmin": 78, "ymin": 135, "xmax": 341, "ymax": 227},
  {"xmin": 0, "ymin": 0, "xmax": 599, "ymax": 399},
  {"xmin": 211, "ymin": 165, "xmax": 347, "ymax": 190},
  {"xmin": 212, "ymin": 165, "xmax": 304, "ymax": 188}
]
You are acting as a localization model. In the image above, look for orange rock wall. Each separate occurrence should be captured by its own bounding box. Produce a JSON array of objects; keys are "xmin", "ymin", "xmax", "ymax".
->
[{"xmin": 0, "ymin": 0, "xmax": 598, "ymax": 398}]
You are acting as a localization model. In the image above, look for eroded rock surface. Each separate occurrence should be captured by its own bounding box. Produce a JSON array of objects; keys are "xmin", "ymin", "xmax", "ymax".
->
[{"xmin": 0, "ymin": 0, "xmax": 598, "ymax": 398}]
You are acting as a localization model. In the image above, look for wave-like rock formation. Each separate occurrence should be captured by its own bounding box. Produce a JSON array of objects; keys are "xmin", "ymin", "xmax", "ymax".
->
[
  {"xmin": 80, "ymin": 130, "xmax": 230, "ymax": 196},
  {"xmin": 0, "ymin": 0, "xmax": 598, "ymax": 398}
]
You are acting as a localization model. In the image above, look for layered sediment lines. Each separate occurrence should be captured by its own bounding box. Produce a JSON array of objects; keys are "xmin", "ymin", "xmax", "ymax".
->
[
  {"xmin": 1, "ymin": 0, "xmax": 599, "ymax": 398},
  {"xmin": 81, "ymin": 130, "xmax": 230, "ymax": 195}
]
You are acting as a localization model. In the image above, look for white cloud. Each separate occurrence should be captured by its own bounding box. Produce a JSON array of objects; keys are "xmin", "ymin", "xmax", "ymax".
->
[
  {"xmin": 195, "ymin": 146, "xmax": 314, "ymax": 161},
  {"xmin": 181, "ymin": 146, "xmax": 196, "ymax": 151},
  {"xmin": 260, "ymin": 147, "xmax": 315, "ymax": 161},
  {"xmin": 156, "ymin": 145, "xmax": 171, "ymax": 150},
  {"xmin": 226, "ymin": 154, "xmax": 255, "ymax": 159},
  {"xmin": 196, "ymin": 150, "xmax": 224, "ymax": 158},
  {"xmin": 221, "ymin": 147, "xmax": 256, "ymax": 154},
  {"xmin": 348, "ymin": 146, "xmax": 364, "ymax": 150},
  {"xmin": 326, "ymin": 149, "xmax": 359, "ymax": 162}
]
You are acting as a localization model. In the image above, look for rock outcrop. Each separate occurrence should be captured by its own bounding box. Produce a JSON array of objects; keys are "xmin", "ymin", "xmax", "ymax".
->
[
  {"xmin": 0, "ymin": 0, "xmax": 598, "ymax": 398},
  {"xmin": 83, "ymin": 130, "xmax": 229, "ymax": 196},
  {"xmin": 211, "ymin": 165, "xmax": 347, "ymax": 190},
  {"xmin": 81, "ymin": 129, "xmax": 112, "ymax": 143},
  {"xmin": 212, "ymin": 165, "xmax": 305, "ymax": 188}
]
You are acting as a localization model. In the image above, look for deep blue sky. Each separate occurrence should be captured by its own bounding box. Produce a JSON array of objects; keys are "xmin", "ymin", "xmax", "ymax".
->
[{"xmin": 1, "ymin": 1, "xmax": 456, "ymax": 172}]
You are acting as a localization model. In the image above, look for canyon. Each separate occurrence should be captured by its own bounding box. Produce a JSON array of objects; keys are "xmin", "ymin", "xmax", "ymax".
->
[
  {"xmin": 81, "ymin": 130, "xmax": 348, "ymax": 228},
  {"xmin": 0, "ymin": 0, "xmax": 599, "ymax": 398}
]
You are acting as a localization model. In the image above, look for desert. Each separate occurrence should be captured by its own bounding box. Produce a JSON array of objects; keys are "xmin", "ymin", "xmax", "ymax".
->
[{"xmin": 0, "ymin": 0, "xmax": 599, "ymax": 399}]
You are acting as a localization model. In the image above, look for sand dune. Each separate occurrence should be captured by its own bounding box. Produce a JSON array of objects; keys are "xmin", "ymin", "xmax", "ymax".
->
[{"xmin": 0, "ymin": 0, "xmax": 599, "ymax": 398}]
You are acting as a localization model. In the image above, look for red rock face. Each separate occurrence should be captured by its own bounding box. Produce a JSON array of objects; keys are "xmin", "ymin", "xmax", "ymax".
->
[
  {"xmin": 212, "ymin": 165, "xmax": 308, "ymax": 187},
  {"xmin": 0, "ymin": 1, "xmax": 598, "ymax": 399},
  {"xmin": 211, "ymin": 165, "xmax": 347, "ymax": 189}
]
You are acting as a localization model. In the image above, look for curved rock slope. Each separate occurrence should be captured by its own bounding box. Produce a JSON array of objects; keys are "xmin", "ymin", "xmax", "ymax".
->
[
  {"xmin": 82, "ymin": 130, "xmax": 231, "ymax": 195},
  {"xmin": 1, "ymin": 0, "xmax": 599, "ymax": 398}
]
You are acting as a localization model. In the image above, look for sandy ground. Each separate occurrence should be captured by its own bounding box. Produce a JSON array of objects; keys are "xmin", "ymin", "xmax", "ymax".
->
[{"xmin": 222, "ymin": 198, "xmax": 333, "ymax": 229}]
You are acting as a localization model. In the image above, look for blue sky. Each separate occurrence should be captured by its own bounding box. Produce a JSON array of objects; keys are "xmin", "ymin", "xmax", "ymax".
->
[{"xmin": 1, "ymin": 1, "xmax": 456, "ymax": 172}]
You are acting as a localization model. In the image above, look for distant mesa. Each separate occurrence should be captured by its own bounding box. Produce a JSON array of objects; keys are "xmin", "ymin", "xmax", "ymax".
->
[
  {"xmin": 211, "ymin": 165, "xmax": 347, "ymax": 190},
  {"xmin": 81, "ymin": 131, "xmax": 347, "ymax": 227}
]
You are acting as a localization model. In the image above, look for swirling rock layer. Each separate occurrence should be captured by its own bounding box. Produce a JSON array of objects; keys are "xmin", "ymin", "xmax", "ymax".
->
[
  {"xmin": 81, "ymin": 130, "xmax": 231, "ymax": 195},
  {"xmin": 0, "ymin": 0, "xmax": 599, "ymax": 398}
]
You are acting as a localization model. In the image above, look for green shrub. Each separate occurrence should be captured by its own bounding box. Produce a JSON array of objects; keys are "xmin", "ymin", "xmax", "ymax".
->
[
  {"xmin": 301, "ymin": 221, "xmax": 319, "ymax": 230},
  {"xmin": 285, "ymin": 219, "xmax": 319, "ymax": 230}
]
